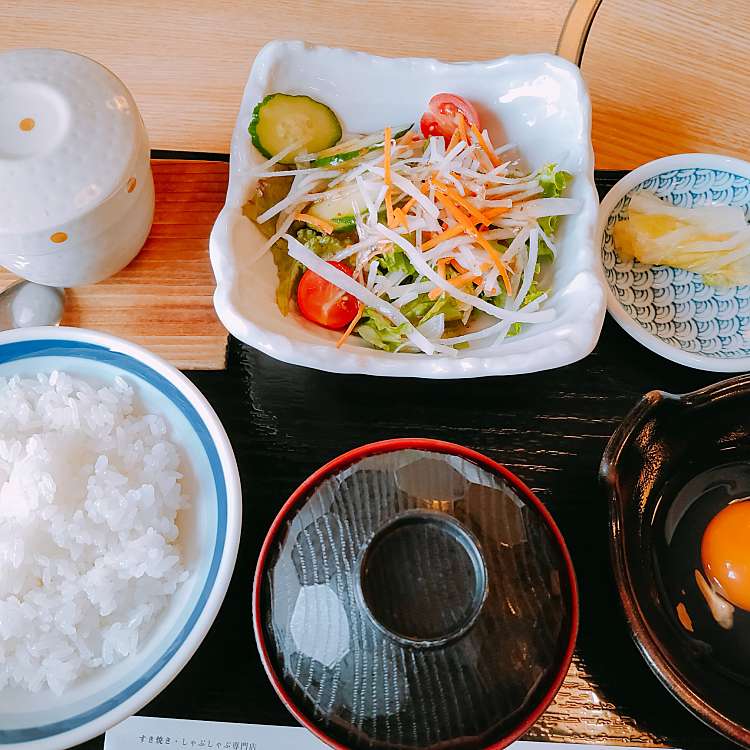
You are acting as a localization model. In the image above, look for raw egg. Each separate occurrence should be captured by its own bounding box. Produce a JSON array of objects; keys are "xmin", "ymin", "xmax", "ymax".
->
[{"xmin": 701, "ymin": 500, "xmax": 750, "ymax": 612}]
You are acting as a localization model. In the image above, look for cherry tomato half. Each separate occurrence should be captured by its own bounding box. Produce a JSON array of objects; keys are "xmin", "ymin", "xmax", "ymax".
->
[
  {"xmin": 419, "ymin": 93, "xmax": 480, "ymax": 143},
  {"xmin": 297, "ymin": 261, "xmax": 360, "ymax": 330}
]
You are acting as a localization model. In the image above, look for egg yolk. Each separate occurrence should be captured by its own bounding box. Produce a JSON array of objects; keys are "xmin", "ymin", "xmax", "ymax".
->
[{"xmin": 701, "ymin": 500, "xmax": 750, "ymax": 612}]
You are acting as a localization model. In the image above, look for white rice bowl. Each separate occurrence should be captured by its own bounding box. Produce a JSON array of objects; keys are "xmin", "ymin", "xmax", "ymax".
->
[
  {"xmin": 0, "ymin": 327, "xmax": 241, "ymax": 750},
  {"xmin": 0, "ymin": 371, "xmax": 189, "ymax": 696}
]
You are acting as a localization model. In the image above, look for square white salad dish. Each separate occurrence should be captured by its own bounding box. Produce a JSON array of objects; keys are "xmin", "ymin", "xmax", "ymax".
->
[{"xmin": 209, "ymin": 41, "xmax": 605, "ymax": 378}]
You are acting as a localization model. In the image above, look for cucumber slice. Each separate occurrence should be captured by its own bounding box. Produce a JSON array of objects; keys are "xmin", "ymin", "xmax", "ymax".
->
[
  {"xmin": 249, "ymin": 93, "xmax": 342, "ymax": 165},
  {"xmin": 307, "ymin": 189, "xmax": 366, "ymax": 231},
  {"xmin": 307, "ymin": 185, "xmax": 392, "ymax": 231},
  {"xmin": 312, "ymin": 124, "xmax": 413, "ymax": 167}
]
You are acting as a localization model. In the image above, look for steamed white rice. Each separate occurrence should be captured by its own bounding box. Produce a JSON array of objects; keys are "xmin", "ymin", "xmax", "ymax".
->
[{"xmin": 0, "ymin": 371, "xmax": 189, "ymax": 694}]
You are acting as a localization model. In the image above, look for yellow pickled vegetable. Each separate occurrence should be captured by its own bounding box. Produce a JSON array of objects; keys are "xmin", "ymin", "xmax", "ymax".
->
[{"xmin": 613, "ymin": 192, "xmax": 750, "ymax": 286}]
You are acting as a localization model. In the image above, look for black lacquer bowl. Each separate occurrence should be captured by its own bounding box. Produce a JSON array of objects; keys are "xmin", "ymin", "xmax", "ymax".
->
[
  {"xmin": 601, "ymin": 376, "xmax": 750, "ymax": 748},
  {"xmin": 254, "ymin": 439, "xmax": 578, "ymax": 750}
]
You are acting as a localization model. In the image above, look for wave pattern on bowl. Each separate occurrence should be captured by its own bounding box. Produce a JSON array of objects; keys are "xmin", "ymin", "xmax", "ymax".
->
[{"xmin": 602, "ymin": 168, "xmax": 750, "ymax": 358}]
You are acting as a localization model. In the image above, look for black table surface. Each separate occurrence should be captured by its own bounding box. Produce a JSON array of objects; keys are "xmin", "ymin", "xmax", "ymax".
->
[{"xmin": 77, "ymin": 173, "xmax": 737, "ymax": 750}]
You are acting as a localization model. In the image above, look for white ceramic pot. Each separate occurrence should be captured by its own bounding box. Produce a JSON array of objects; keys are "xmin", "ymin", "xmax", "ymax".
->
[{"xmin": 0, "ymin": 49, "xmax": 154, "ymax": 287}]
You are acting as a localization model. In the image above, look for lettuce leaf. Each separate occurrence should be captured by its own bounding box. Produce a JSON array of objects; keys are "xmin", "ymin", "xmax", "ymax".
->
[
  {"xmin": 272, "ymin": 250, "xmax": 303, "ymax": 317},
  {"xmin": 399, "ymin": 295, "xmax": 433, "ymax": 322},
  {"xmin": 243, "ymin": 177, "xmax": 303, "ymax": 315},
  {"xmin": 356, "ymin": 309, "xmax": 407, "ymax": 351},
  {"xmin": 243, "ymin": 176, "xmax": 350, "ymax": 316},
  {"xmin": 508, "ymin": 276, "xmax": 546, "ymax": 337},
  {"xmin": 268, "ymin": 229, "xmax": 347, "ymax": 315},
  {"xmin": 400, "ymin": 293, "xmax": 462, "ymax": 325},
  {"xmin": 243, "ymin": 177, "xmax": 293, "ymax": 238},
  {"xmin": 421, "ymin": 293, "xmax": 463, "ymax": 324},
  {"xmin": 379, "ymin": 249, "xmax": 416, "ymax": 277},
  {"xmin": 537, "ymin": 164, "xmax": 572, "ymax": 239},
  {"xmin": 355, "ymin": 292, "xmax": 464, "ymax": 350},
  {"xmin": 539, "ymin": 163, "xmax": 571, "ymax": 199},
  {"xmin": 296, "ymin": 228, "xmax": 345, "ymax": 258}
]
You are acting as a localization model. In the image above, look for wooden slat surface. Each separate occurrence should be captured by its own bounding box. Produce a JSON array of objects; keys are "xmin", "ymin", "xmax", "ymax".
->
[
  {"xmin": 0, "ymin": 161, "xmax": 228, "ymax": 370},
  {"xmin": 3, "ymin": 3, "xmax": 747, "ymax": 746},
  {"xmin": 0, "ymin": 0, "xmax": 571, "ymax": 154},
  {"xmin": 581, "ymin": 0, "xmax": 750, "ymax": 169}
]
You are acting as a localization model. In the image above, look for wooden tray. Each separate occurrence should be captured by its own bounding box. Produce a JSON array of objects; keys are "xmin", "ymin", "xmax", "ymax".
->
[{"xmin": 0, "ymin": 160, "xmax": 229, "ymax": 370}]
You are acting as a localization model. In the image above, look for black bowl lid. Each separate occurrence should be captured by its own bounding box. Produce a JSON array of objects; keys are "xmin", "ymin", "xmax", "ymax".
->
[{"xmin": 254, "ymin": 440, "xmax": 578, "ymax": 750}]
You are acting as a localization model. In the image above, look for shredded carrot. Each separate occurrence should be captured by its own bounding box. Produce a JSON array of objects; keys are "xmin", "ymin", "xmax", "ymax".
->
[
  {"xmin": 476, "ymin": 235, "xmax": 512, "ymax": 294},
  {"xmin": 435, "ymin": 193, "xmax": 479, "ymax": 236},
  {"xmin": 401, "ymin": 196, "xmax": 418, "ymax": 215},
  {"xmin": 427, "ymin": 287, "xmax": 442, "ymax": 301},
  {"xmin": 432, "ymin": 178, "xmax": 488, "ymax": 225},
  {"xmin": 391, "ymin": 207, "xmax": 409, "ymax": 229},
  {"xmin": 336, "ymin": 303, "xmax": 365, "ymax": 348},
  {"xmin": 387, "ymin": 203, "xmax": 399, "ymax": 229},
  {"xmin": 480, "ymin": 206, "xmax": 510, "ymax": 229},
  {"xmin": 451, "ymin": 270, "xmax": 481, "ymax": 287},
  {"xmin": 450, "ymin": 258, "xmax": 468, "ymax": 274},
  {"xmin": 383, "ymin": 126, "xmax": 392, "ymax": 185},
  {"xmin": 470, "ymin": 123, "xmax": 501, "ymax": 168},
  {"xmin": 294, "ymin": 212, "xmax": 334, "ymax": 235},
  {"xmin": 420, "ymin": 223, "xmax": 464, "ymax": 251},
  {"xmin": 483, "ymin": 206, "xmax": 510, "ymax": 220},
  {"xmin": 384, "ymin": 187, "xmax": 395, "ymax": 228},
  {"xmin": 428, "ymin": 271, "xmax": 482, "ymax": 300},
  {"xmin": 434, "ymin": 195, "xmax": 511, "ymax": 294},
  {"xmin": 457, "ymin": 112, "xmax": 468, "ymax": 145},
  {"xmin": 398, "ymin": 130, "xmax": 415, "ymax": 146},
  {"xmin": 447, "ymin": 128, "xmax": 461, "ymax": 152},
  {"xmin": 437, "ymin": 258, "xmax": 448, "ymax": 279}
]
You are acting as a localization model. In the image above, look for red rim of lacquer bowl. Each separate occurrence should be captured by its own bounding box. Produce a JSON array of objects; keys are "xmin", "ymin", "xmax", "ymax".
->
[{"xmin": 253, "ymin": 438, "xmax": 579, "ymax": 750}]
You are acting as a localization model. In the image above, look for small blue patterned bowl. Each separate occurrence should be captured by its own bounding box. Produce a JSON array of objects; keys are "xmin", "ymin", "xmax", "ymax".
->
[{"xmin": 599, "ymin": 154, "xmax": 750, "ymax": 371}]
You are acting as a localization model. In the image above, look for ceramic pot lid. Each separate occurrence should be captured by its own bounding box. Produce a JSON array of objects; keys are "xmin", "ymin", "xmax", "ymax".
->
[
  {"xmin": 0, "ymin": 48, "xmax": 142, "ymax": 235},
  {"xmin": 254, "ymin": 440, "xmax": 578, "ymax": 750}
]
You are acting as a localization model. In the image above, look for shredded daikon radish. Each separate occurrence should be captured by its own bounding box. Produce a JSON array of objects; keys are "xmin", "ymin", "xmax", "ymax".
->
[
  {"xmin": 502, "ymin": 227, "xmax": 532, "ymax": 264},
  {"xmin": 365, "ymin": 166, "xmax": 440, "ymax": 218},
  {"xmin": 245, "ymin": 110, "xmax": 576, "ymax": 353},
  {"xmin": 253, "ymin": 167, "xmax": 340, "ymax": 179},
  {"xmin": 330, "ymin": 237, "xmax": 380, "ymax": 262},
  {"xmin": 480, "ymin": 228, "xmax": 517, "ymax": 241},
  {"xmin": 537, "ymin": 226, "xmax": 559, "ymax": 258},
  {"xmin": 247, "ymin": 213, "xmax": 296, "ymax": 265},
  {"xmin": 376, "ymin": 225, "xmax": 555, "ymax": 324},
  {"xmin": 256, "ymin": 183, "xmax": 325, "ymax": 223},
  {"xmin": 366, "ymin": 259, "xmax": 380, "ymax": 290},
  {"xmin": 284, "ymin": 234, "xmax": 439, "ymax": 354},
  {"xmin": 509, "ymin": 197, "xmax": 581, "ymax": 218},
  {"xmin": 246, "ymin": 140, "xmax": 305, "ymax": 174},
  {"xmin": 387, "ymin": 281, "xmax": 433, "ymax": 300},
  {"xmin": 373, "ymin": 270, "xmax": 410, "ymax": 297},
  {"xmin": 485, "ymin": 182, "xmax": 539, "ymax": 197},
  {"xmin": 482, "ymin": 266, "xmax": 500, "ymax": 296},
  {"xmin": 515, "ymin": 228, "xmax": 540, "ymax": 307},
  {"xmin": 417, "ymin": 313, "xmax": 445, "ymax": 340}
]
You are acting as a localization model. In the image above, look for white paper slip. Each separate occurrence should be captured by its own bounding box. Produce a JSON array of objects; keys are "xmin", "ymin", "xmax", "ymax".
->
[
  {"xmin": 104, "ymin": 716, "xmax": 328, "ymax": 749},
  {"xmin": 105, "ymin": 716, "xmax": 679, "ymax": 750}
]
